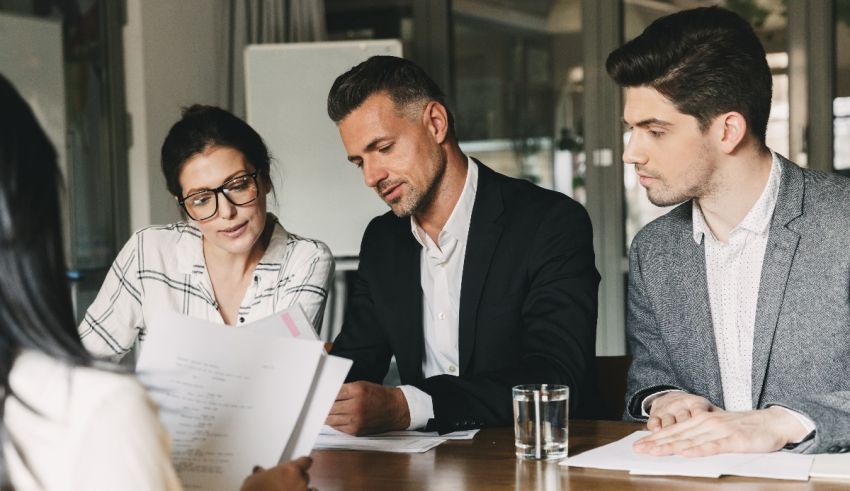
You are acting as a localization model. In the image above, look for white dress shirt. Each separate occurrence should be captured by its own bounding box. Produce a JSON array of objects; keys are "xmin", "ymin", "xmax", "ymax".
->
[
  {"xmin": 694, "ymin": 153, "xmax": 781, "ymax": 411},
  {"xmin": 399, "ymin": 158, "xmax": 478, "ymax": 429}
]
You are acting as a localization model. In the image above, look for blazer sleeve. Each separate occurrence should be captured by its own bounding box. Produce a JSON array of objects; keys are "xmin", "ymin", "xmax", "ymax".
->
[
  {"xmin": 763, "ymin": 394, "xmax": 850, "ymax": 454},
  {"xmin": 330, "ymin": 219, "xmax": 393, "ymax": 383},
  {"xmin": 624, "ymin": 235, "xmax": 685, "ymax": 421},
  {"xmin": 414, "ymin": 199, "xmax": 600, "ymax": 433}
]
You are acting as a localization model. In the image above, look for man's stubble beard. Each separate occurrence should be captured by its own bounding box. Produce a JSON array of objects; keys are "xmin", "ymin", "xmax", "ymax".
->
[
  {"xmin": 645, "ymin": 143, "xmax": 717, "ymax": 207},
  {"xmin": 390, "ymin": 146, "xmax": 448, "ymax": 218}
]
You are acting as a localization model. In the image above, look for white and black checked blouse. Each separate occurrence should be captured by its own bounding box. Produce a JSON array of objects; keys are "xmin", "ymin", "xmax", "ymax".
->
[{"xmin": 78, "ymin": 214, "xmax": 334, "ymax": 360}]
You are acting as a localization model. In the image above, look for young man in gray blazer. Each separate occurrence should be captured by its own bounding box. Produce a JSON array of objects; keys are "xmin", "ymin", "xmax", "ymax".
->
[{"xmin": 609, "ymin": 6, "xmax": 850, "ymax": 455}]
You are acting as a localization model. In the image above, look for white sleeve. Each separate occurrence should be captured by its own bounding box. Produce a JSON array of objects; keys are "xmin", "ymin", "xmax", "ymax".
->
[
  {"xmin": 78, "ymin": 233, "xmax": 145, "ymax": 361},
  {"xmin": 72, "ymin": 379, "xmax": 183, "ymax": 491},
  {"xmin": 641, "ymin": 389, "xmax": 684, "ymax": 417},
  {"xmin": 398, "ymin": 385, "xmax": 435, "ymax": 430}
]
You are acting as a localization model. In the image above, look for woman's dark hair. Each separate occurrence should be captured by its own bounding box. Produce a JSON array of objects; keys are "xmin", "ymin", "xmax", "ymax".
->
[
  {"xmin": 327, "ymin": 55, "xmax": 456, "ymax": 137},
  {"xmin": 606, "ymin": 6, "xmax": 772, "ymax": 147},
  {"xmin": 0, "ymin": 73, "xmax": 94, "ymax": 484},
  {"xmin": 160, "ymin": 105, "xmax": 272, "ymax": 199}
]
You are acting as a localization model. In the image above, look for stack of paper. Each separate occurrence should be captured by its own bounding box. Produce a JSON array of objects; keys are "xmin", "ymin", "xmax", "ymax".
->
[
  {"xmin": 562, "ymin": 431, "xmax": 814, "ymax": 481},
  {"xmin": 136, "ymin": 307, "xmax": 351, "ymax": 491},
  {"xmin": 811, "ymin": 453, "xmax": 850, "ymax": 481},
  {"xmin": 313, "ymin": 426, "xmax": 479, "ymax": 453}
]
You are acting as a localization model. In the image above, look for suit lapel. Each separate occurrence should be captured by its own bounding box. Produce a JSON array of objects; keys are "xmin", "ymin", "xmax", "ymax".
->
[
  {"xmin": 390, "ymin": 218, "xmax": 425, "ymax": 384},
  {"xmin": 666, "ymin": 209, "xmax": 724, "ymax": 405},
  {"xmin": 458, "ymin": 162, "xmax": 504, "ymax": 373},
  {"xmin": 751, "ymin": 158, "xmax": 803, "ymax": 407}
]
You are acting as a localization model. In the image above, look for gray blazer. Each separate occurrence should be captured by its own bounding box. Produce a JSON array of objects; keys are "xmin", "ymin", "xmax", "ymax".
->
[{"xmin": 625, "ymin": 156, "xmax": 850, "ymax": 454}]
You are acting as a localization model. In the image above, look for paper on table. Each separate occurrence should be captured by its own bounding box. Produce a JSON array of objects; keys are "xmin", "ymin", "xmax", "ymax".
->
[
  {"xmin": 563, "ymin": 431, "xmax": 813, "ymax": 481},
  {"xmin": 314, "ymin": 437, "xmax": 446, "ymax": 453},
  {"xmin": 137, "ymin": 311, "xmax": 324, "ymax": 491},
  {"xmin": 377, "ymin": 429, "xmax": 480, "ymax": 440},
  {"xmin": 313, "ymin": 429, "xmax": 448, "ymax": 453},
  {"xmin": 725, "ymin": 452, "xmax": 813, "ymax": 481},
  {"xmin": 319, "ymin": 425, "xmax": 479, "ymax": 441},
  {"xmin": 810, "ymin": 453, "xmax": 850, "ymax": 481}
]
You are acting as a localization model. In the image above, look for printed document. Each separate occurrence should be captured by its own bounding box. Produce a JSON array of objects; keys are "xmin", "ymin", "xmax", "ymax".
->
[{"xmin": 137, "ymin": 309, "xmax": 347, "ymax": 490}]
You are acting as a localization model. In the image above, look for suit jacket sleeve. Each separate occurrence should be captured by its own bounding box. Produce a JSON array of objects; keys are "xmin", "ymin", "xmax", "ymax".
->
[
  {"xmin": 764, "ymin": 395, "xmax": 850, "ymax": 453},
  {"xmin": 330, "ymin": 219, "xmax": 394, "ymax": 384},
  {"xmin": 414, "ymin": 199, "xmax": 599, "ymax": 433},
  {"xmin": 624, "ymin": 236, "xmax": 685, "ymax": 421}
]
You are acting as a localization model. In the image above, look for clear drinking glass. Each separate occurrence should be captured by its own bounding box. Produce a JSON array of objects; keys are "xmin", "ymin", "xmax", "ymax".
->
[{"xmin": 512, "ymin": 384, "xmax": 569, "ymax": 460}]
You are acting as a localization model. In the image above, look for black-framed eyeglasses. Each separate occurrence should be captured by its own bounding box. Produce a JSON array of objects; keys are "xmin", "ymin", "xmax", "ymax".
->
[{"xmin": 178, "ymin": 172, "xmax": 260, "ymax": 221}]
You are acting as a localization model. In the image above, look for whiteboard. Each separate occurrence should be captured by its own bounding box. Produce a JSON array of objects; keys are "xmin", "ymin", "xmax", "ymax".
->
[{"xmin": 245, "ymin": 40, "xmax": 402, "ymax": 257}]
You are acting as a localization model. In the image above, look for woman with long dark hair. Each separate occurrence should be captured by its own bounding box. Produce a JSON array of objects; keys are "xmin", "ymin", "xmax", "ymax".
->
[
  {"xmin": 0, "ymin": 75, "xmax": 311, "ymax": 490},
  {"xmin": 79, "ymin": 104, "xmax": 333, "ymax": 361}
]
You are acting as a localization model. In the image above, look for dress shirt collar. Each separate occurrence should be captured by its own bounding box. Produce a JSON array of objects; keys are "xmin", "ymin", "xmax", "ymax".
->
[
  {"xmin": 410, "ymin": 156, "xmax": 478, "ymax": 253},
  {"xmin": 692, "ymin": 151, "xmax": 782, "ymax": 244}
]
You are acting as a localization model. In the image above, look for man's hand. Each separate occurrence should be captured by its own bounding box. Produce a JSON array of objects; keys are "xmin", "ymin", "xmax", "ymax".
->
[
  {"xmin": 634, "ymin": 406, "xmax": 809, "ymax": 457},
  {"xmin": 241, "ymin": 456, "xmax": 312, "ymax": 491},
  {"xmin": 646, "ymin": 392, "xmax": 718, "ymax": 431},
  {"xmin": 325, "ymin": 381, "xmax": 411, "ymax": 435}
]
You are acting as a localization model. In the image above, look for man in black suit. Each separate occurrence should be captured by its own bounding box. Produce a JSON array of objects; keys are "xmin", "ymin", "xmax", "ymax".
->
[{"xmin": 325, "ymin": 56, "xmax": 599, "ymax": 435}]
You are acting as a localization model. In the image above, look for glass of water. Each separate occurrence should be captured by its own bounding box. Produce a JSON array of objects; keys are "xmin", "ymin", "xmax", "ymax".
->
[{"xmin": 512, "ymin": 384, "xmax": 569, "ymax": 460}]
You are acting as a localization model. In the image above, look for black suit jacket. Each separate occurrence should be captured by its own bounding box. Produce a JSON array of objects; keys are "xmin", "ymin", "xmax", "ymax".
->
[{"xmin": 331, "ymin": 161, "xmax": 599, "ymax": 433}]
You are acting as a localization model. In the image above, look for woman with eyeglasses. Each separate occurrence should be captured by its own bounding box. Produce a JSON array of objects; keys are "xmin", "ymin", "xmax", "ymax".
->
[
  {"xmin": 79, "ymin": 105, "xmax": 333, "ymax": 360},
  {"xmin": 0, "ymin": 77, "xmax": 313, "ymax": 489}
]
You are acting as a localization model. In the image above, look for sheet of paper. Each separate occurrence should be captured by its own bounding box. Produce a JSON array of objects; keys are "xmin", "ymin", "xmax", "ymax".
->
[
  {"xmin": 564, "ymin": 431, "xmax": 813, "ymax": 481},
  {"xmin": 137, "ymin": 311, "xmax": 324, "ymax": 491},
  {"xmin": 725, "ymin": 452, "xmax": 813, "ymax": 481},
  {"xmin": 279, "ymin": 354, "xmax": 353, "ymax": 460},
  {"xmin": 810, "ymin": 453, "xmax": 850, "ymax": 481},
  {"xmin": 313, "ymin": 431, "xmax": 448, "ymax": 453},
  {"xmin": 237, "ymin": 304, "xmax": 318, "ymax": 340},
  {"xmin": 319, "ymin": 426, "xmax": 478, "ymax": 441},
  {"xmin": 376, "ymin": 429, "xmax": 480, "ymax": 440}
]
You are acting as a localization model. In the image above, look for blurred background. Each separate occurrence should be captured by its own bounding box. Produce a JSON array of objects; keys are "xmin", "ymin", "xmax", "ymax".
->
[{"xmin": 1, "ymin": 0, "xmax": 847, "ymax": 356}]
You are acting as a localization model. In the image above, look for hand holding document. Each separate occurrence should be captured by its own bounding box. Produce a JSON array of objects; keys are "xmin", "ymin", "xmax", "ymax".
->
[
  {"xmin": 562, "ymin": 431, "xmax": 814, "ymax": 480},
  {"xmin": 136, "ymin": 307, "xmax": 350, "ymax": 491}
]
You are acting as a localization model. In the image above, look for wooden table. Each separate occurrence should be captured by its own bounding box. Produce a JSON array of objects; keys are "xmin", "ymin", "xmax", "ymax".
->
[{"xmin": 310, "ymin": 420, "xmax": 847, "ymax": 490}]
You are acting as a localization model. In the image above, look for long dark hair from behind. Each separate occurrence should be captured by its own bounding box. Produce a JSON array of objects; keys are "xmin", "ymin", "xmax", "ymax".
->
[{"xmin": 0, "ymin": 74, "xmax": 94, "ymax": 486}]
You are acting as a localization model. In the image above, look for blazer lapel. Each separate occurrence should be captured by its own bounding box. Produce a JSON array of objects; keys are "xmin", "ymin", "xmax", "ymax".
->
[
  {"xmin": 751, "ymin": 158, "xmax": 803, "ymax": 407},
  {"xmin": 390, "ymin": 219, "xmax": 425, "ymax": 384},
  {"xmin": 665, "ymin": 209, "xmax": 724, "ymax": 406},
  {"xmin": 458, "ymin": 162, "xmax": 504, "ymax": 373}
]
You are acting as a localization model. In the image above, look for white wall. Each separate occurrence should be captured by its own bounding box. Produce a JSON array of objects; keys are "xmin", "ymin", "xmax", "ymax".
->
[{"xmin": 124, "ymin": 0, "xmax": 228, "ymax": 231}]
